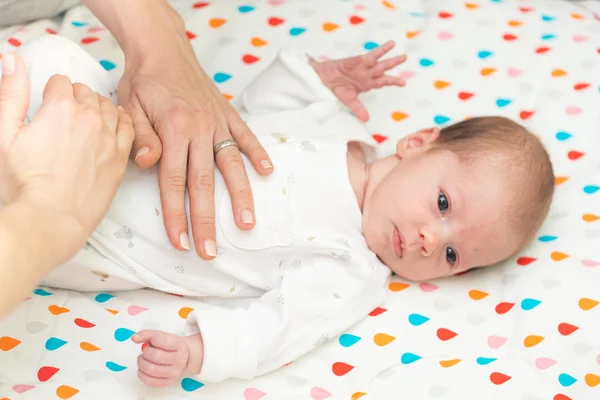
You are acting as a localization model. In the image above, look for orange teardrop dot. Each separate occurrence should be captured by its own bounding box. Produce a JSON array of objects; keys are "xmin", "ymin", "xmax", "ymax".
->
[
  {"xmin": 80, "ymin": 342, "xmax": 101, "ymax": 352},
  {"xmin": 56, "ymin": 385, "xmax": 79, "ymax": 399},
  {"xmin": 552, "ymin": 68, "xmax": 567, "ymax": 77},
  {"xmin": 251, "ymin": 37, "xmax": 268, "ymax": 47},
  {"xmin": 551, "ymin": 251, "xmax": 569, "ymax": 261},
  {"xmin": 374, "ymin": 333, "xmax": 396, "ymax": 346},
  {"xmin": 389, "ymin": 282, "xmax": 410, "ymax": 291},
  {"xmin": 105, "ymin": 308, "xmax": 119, "ymax": 315},
  {"xmin": 583, "ymin": 214, "xmax": 599, "ymax": 222},
  {"xmin": 323, "ymin": 22, "xmax": 339, "ymax": 32},
  {"xmin": 178, "ymin": 307, "xmax": 194, "ymax": 319},
  {"xmin": 209, "ymin": 18, "xmax": 226, "ymax": 28},
  {"xmin": 406, "ymin": 31, "xmax": 421, "ymax": 39},
  {"xmin": 434, "ymin": 80, "xmax": 451, "ymax": 89},
  {"xmin": 508, "ymin": 20, "xmax": 523, "ymax": 27},
  {"xmin": 524, "ymin": 335, "xmax": 545, "ymax": 347},
  {"xmin": 439, "ymin": 359, "xmax": 461, "ymax": 368},
  {"xmin": 481, "ymin": 67, "xmax": 497, "ymax": 76},
  {"xmin": 392, "ymin": 111, "xmax": 409, "ymax": 121},
  {"xmin": 352, "ymin": 393, "xmax": 367, "ymax": 400},
  {"xmin": 48, "ymin": 305, "xmax": 70, "ymax": 315},
  {"xmin": 571, "ymin": 13, "xmax": 584, "ymax": 20},
  {"xmin": 555, "ymin": 176, "xmax": 569, "ymax": 185},
  {"xmin": 382, "ymin": 0, "xmax": 395, "ymax": 9},
  {"xmin": 579, "ymin": 298, "xmax": 599, "ymax": 310},
  {"xmin": 465, "ymin": 2, "xmax": 479, "ymax": 9},
  {"xmin": 585, "ymin": 373, "xmax": 600, "ymax": 387},
  {"xmin": 223, "ymin": 93, "xmax": 233, "ymax": 101},
  {"xmin": 469, "ymin": 290, "xmax": 489, "ymax": 300},
  {"xmin": 0, "ymin": 336, "xmax": 21, "ymax": 351}
]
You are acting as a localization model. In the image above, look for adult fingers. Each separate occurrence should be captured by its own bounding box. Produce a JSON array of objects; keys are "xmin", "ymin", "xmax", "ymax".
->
[
  {"xmin": 98, "ymin": 95, "xmax": 119, "ymax": 134},
  {"xmin": 128, "ymin": 98, "xmax": 163, "ymax": 169},
  {"xmin": 228, "ymin": 113, "xmax": 273, "ymax": 176},
  {"xmin": 72, "ymin": 82, "xmax": 100, "ymax": 110},
  {"xmin": 0, "ymin": 53, "xmax": 29, "ymax": 146},
  {"xmin": 116, "ymin": 105, "xmax": 135, "ymax": 160}
]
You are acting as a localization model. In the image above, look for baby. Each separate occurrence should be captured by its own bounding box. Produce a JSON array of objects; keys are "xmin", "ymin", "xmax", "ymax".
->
[{"xmin": 14, "ymin": 36, "xmax": 554, "ymax": 386}]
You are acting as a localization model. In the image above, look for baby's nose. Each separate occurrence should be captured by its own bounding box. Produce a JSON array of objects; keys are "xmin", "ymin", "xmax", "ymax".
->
[{"xmin": 419, "ymin": 227, "xmax": 439, "ymax": 257}]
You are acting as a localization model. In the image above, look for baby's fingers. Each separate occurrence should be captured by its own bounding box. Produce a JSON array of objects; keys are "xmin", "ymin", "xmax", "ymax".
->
[
  {"xmin": 137, "ymin": 369, "xmax": 175, "ymax": 388},
  {"xmin": 374, "ymin": 75, "xmax": 407, "ymax": 88},
  {"xmin": 138, "ymin": 355, "xmax": 179, "ymax": 379},
  {"xmin": 364, "ymin": 40, "xmax": 396, "ymax": 67},
  {"xmin": 132, "ymin": 330, "xmax": 181, "ymax": 351},
  {"xmin": 371, "ymin": 54, "xmax": 408, "ymax": 77}
]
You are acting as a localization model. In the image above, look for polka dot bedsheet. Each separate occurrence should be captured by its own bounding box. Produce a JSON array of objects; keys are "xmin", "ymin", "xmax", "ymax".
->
[{"xmin": 0, "ymin": 0, "xmax": 599, "ymax": 399}]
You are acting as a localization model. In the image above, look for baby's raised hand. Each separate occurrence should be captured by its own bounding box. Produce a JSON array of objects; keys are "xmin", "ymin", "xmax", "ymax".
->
[
  {"xmin": 131, "ymin": 330, "xmax": 203, "ymax": 387},
  {"xmin": 311, "ymin": 40, "xmax": 407, "ymax": 122}
]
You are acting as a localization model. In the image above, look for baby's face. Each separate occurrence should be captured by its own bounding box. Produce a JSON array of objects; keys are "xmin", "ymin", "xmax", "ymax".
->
[{"xmin": 362, "ymin": 142, "xmax": 522, "ymax": 281}]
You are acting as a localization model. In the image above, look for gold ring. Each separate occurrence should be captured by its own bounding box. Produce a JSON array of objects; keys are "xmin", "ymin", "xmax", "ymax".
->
[{"xmin": 213, "ymin": 139, "xmax": 239, "ymax": 156}]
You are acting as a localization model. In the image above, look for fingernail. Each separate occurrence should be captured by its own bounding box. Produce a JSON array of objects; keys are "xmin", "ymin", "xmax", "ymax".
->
[
  {"xmin": 260, "ymin": 159, "xmax": 273, "ymax": 170},
  {"xmin": 204, "ymin": 240, "xmax": 217, "ymax": 257},
  {"xmin": 180, "ymin": 232, "xmax": 191, "ymax": 250},
  {"xmin": 241, "ymin": 209, "xmax": 254, "ymax": 224},
  {"xmin": 135, "ymin": 147, "xmax": 150, "ymax": 161},
  {"xmin": 1, "ymin": 53, "xmax": 16, "ymax": 76}
]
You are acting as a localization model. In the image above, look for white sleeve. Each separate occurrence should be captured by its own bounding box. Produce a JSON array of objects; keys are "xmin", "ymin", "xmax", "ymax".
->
[
  {"xmin": 235, "ymin": 47, "xmax": 338, "ymax": 115},
  {"xmin": 184, "ymin": 253, "xmax": 389, "ymax": 382}
]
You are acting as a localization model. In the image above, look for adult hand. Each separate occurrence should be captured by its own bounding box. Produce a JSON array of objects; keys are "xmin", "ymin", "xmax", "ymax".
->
[
  {"xmin": 116, "ymin": 10, "xmax": 274, "ymax": 260},
  {"xmin": 0, "ymin": 52, "xmax": 135, "ymax": 265}
]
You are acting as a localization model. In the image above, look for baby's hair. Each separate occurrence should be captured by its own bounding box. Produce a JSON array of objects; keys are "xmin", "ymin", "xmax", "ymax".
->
[{"xmin": 431, "ymin": 116, "xmax": 555, "ymax": 252}]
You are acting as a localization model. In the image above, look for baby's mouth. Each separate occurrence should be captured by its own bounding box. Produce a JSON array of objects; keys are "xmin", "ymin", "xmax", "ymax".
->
[{"xmin": 392, "ymin": 226, "xmax": 403, "ymax": 259}]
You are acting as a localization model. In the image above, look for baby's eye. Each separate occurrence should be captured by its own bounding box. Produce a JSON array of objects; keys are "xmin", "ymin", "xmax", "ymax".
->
[
  {"xmin": 438, "ymin": 191, "xmax": 449, "ymax": 214},
  {"xmin": 446, "ymin": 247, "xmax": 457, "ymax": 265}
]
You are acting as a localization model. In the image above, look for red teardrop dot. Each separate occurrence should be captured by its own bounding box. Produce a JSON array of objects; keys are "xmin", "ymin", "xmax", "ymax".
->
[
  {"xmin": 536, "ymin": 46, "xmax": 551, "ymax": 54},
  {"xmin": 193, "ymin": 2, "xmax": 209, "ymax": 8},
  {"xmin": 332, "ymin": 362, "xmax": 354, "ymax": 376},
  {"xmin": 554, "ymin": 395, "xmax": 571, "ymax": 400},
  {"xmin": 558, "ymin": 322, "xmax": 579, "ymax": 336},
  {"xmin": 186, "ymin": 31, "xmax": 197, "ymax": 40},
  {"xmin": 74, "ymin": 318, "xmax": 96, "ymax": 328},
  {"xmin": 268, "ymin": 17, "xmax": 285, "ymax": 26},
  {"xmin": 81, "ymin": 37, "xmax": 100, "ymax": 45},
  {"xmin": 8, "ymin": 38, "xmax": 21, "ymax": 47},
  {"xmin": 568, "ymin": 151, "xmax": 584, "ymax": 160},
  {"xmin": 574, "ymin": 83, "xmax": 590, "ymax": 90},
  {"xmin": 490, "ymin": 372, "xmax": 512, "ymax": 385},
  {"xmin": 517, "ymin": 256, "xmax": 536, "ymax": 266},
  {"xmin": 519, "ymin": 110, "xmax": 534, "ymax": 120},
  {"xmin": 520, "ymin": 7, "xmax": 533, "ymax": 12},
  {"xmin": 369, "ymin": 307, "xmax": 387, "ymax": 316},
  {"xmin": 438, "ymin": 11, "xmax": 453, "ymax": 18},
  {"xmin": 38, "ymin": 366, "xmax": 60, "ymax": 382},
  {"xmin": 141, "ymin": 342, "xmax": 148, "ymax": 351},
  {"xmin": 372, "ymin": 134, "xmax": 388, "ymax": 144},
  {"xmin": 242, "ymin": 54, "xmax": 260, "ymax": 64},
  {"xmin": 495, "ymin": 302, "xmax": 515, "ymax": 314},
  {"xmin": 503, "ymin": 33, "xmax": 518, "ymax": 41},
  {"xmin": 458, "ymin": 92, "xmax": 474, "ymax": 100},
  {"xmin": 46, "ymin": 28, "xmax": 57, "ymax": 35},
  {"xmin": 437, "ymin": 328, "xmax": 457, "ymax": 341},
  {"xmin": 349, "ymin": 15, "xmax": 364, "ymax": 24}
]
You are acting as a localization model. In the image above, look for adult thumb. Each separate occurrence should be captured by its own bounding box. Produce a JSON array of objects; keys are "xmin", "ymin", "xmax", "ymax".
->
[
  {"xmin": 129, "ymin": 103, "xmax": 163, "ymax": 169},
  {"xmin": 0, "ymin": 53, "xmax": 30, "ymax": 146}
]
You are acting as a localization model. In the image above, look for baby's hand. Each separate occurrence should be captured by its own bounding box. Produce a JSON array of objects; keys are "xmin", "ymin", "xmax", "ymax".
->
[
  {"xmin": 310, "ymin": 40, "xmax": 407, "ymax": 122},
  {"xmin": 131, "ymin": 330, "xmax": 203, "ymax": 387}
]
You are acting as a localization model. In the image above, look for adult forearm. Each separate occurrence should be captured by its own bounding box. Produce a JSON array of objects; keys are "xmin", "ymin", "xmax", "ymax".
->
[{"xmin": 81, "ymin": 0, "xmax": 190, "ymax": 62}]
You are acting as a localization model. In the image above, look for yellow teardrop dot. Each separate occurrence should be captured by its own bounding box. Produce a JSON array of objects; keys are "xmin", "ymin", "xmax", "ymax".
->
[
  {"xmin": 551, "ymin": 251, "xmax": 569, "ymax": 261},
  {"xmin": 439, "ymin": 359, "xmax": 461, "ymax": 368},
  {"xmin": 178, "ymin": 307, "xmax": 194, "ymax": 319},
  {"xmin": 468, "ymin": 290, "xmax": 488, "ymax": 300},
  {"xmin": 389, "ymin": 282, "xmax": 410, "ymax": 292},
  {"xmin": 524, "ymin": 335, "xmax": 545, "ymax": 347},
  {"xmin": 374, "ymin": 333, "xmax": 396, "ymax": 346},
  {"xmin": 583, "ymin": 214, "xmax": 599, "ymax": 222},
  {"xmin": 579, "ymin": 298, "xmax": 599, "ymax": 310}
]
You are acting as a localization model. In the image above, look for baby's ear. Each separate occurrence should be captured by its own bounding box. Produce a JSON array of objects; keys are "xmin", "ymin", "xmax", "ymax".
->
[{"xmin": 396, "ymin": 127, "xmax": 440, "ymax": 158}]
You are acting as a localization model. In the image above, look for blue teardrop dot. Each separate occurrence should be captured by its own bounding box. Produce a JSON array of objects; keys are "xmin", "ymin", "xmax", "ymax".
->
[
  {"xmin": 401, "ymin": 352, "xmax": 422, "ymax": 364},
  {"xmin": 584, "ymin": 185, "xmax": 599, "ymax": 194},
  {"xmin": 542, "ymin": 15, "xmax": 556, "ymax": 22},
  {"xmin": 94, "ymin": 293, "xmax": 114, "ymax": 303},
  {"xmin": 71, "ymin": 21, "xmax": 88, "ymax": 27},
  {"xmin": 33, "ymin": 288, "xmax": 53, "ymax": 296},
  {"xmin": 364, "ymin": 41, "xmax": 379, "ymax": 50},
  {"xmin": 434, "ymin": 115, "xmax": 451, "ymax": 125},
  {"xmin": 476, "ymin": 357, "xmax": 497, "ymax": 365},
  {"xmin": 289, "ymin": 27, "xmax": 306, "ymax": 36},
  {"xmin": 477, "ymin": 50, "xmax": 493, "ymax": 59},
  {"xmin": 99, "ymin": 60, "xmax": 116, "ymax": 71},
  {"xmin": 558, "ymin": 373, "xmax": 577, "ymax": 387},
  {"xmin": 538, "ymin": 235, "xmax": 557, "ymax": 242},
  {"xmin": 238, "ymin": 5, "xmax": 255, "ymax": 13},
  {"xmin": 106, "ymin": 361, "xmax": 127, "ymax": 372},
  {"xmin": 45, "ymin": 337, "xmax": 67, "ymax": 351},
  {"xmin": 181, "ymin": 378, "xmax": 204, "ymax": 392},
  {"xmin": 521, "ymin": 298, "xmax": 542, "ymax": 310},
  {"xmin": 419, "ymin": 58, "xmax": 435, "ymax": 67},
  {"xmin": 213, "ymin": 73, "xmax": 231, "ymax": 83},
  {"xmin": 339, "ymin": 334, "xmax": 361, "ymax": 347},
  {"xmin": 409, "ymin": 12, "xmax": 424, "ymax": 17},
  {"xmin": 496, "ymin": 98, "xmax": 512, "ymax": 107},
  {"xmin": 408, "ymin": 314, "xmax": 430, "ymax": 326},
  {"xmin": 114, "ymin": 328, "xmax": 136, "ymax": 342},
  {"xmin": 555, "ymin": 131, "xmax": 572, "ymax": 141},
  {"xmin": 541, "ymin": 34, "xmax": 556, "ymax": 41}
]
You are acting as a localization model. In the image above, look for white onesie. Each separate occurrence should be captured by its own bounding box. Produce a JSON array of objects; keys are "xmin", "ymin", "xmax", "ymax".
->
[{"xmin": 12, "ymin": 35, "xmax": 391, "ymax": 383}]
